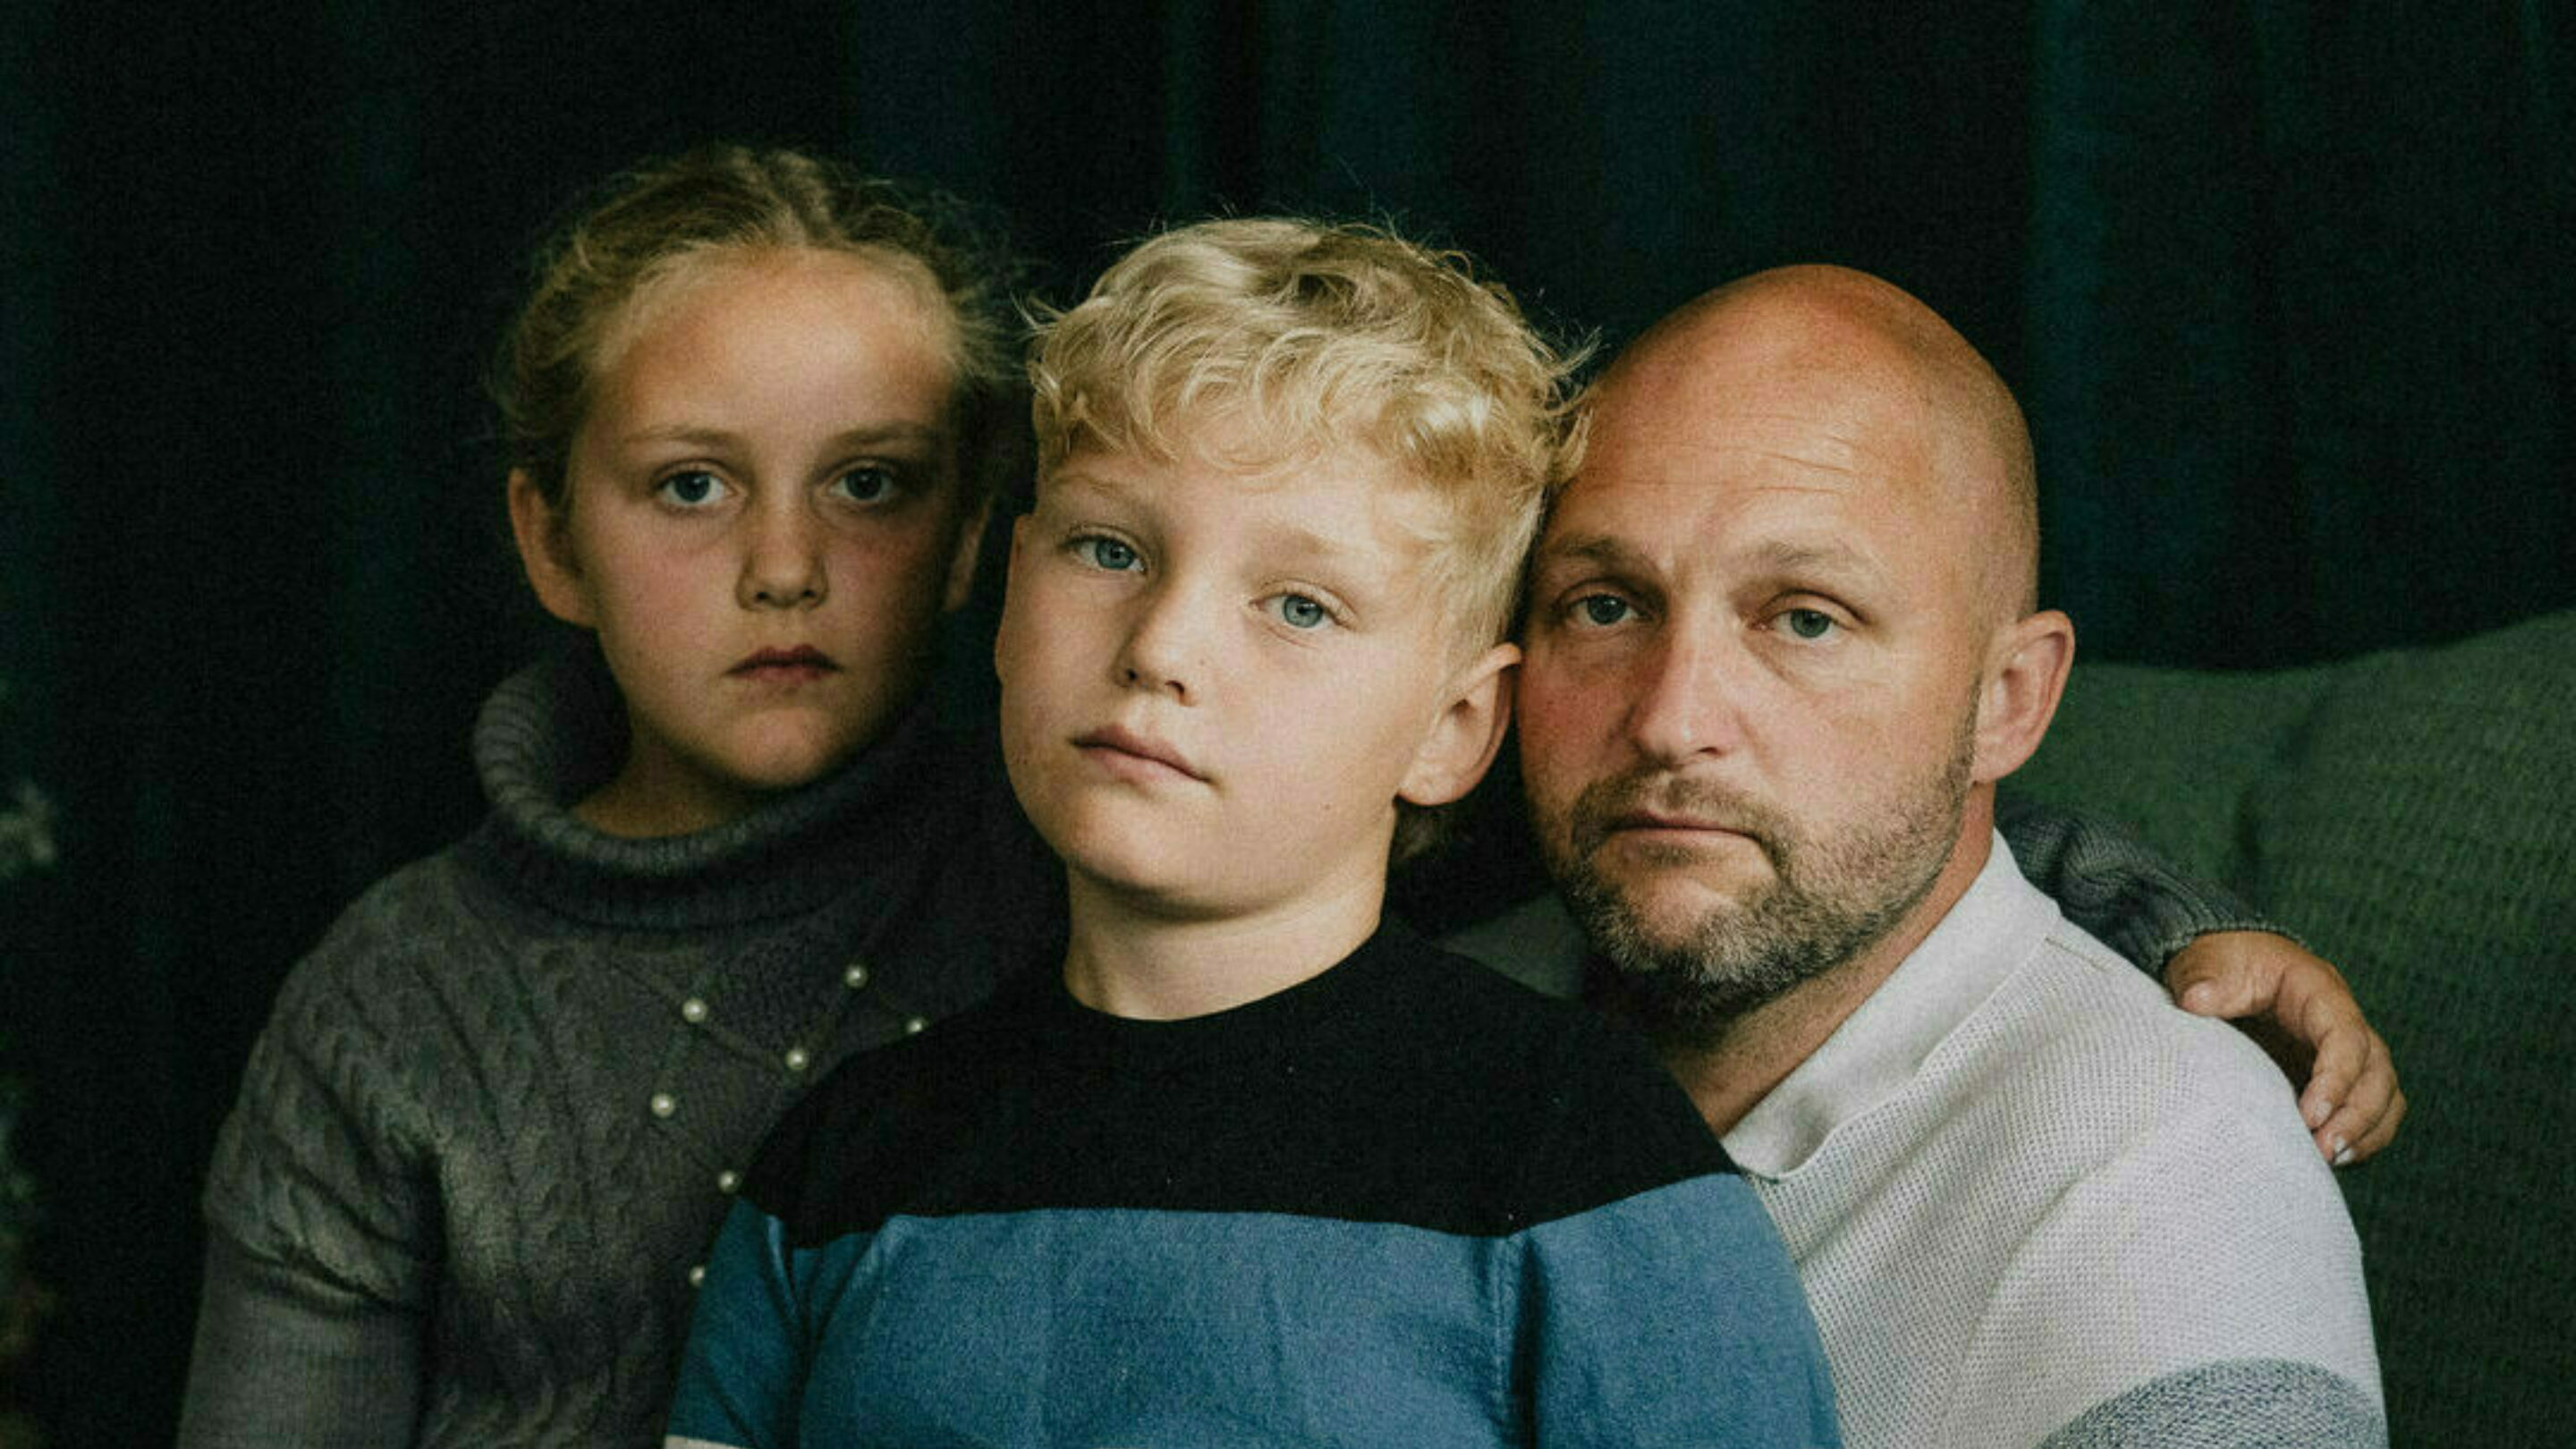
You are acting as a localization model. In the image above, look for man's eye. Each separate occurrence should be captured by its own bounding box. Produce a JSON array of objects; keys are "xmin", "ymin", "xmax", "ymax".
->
[
  {"xmin": 1781, "ymin": 608, "xmax": 1837, "ymax": 640},
  {"xmin": 833, "ymin": 464, "xmax": 898, "ymax": 504},
  {"xmin": 1574, "ymin": 594, "xmax": 1632, "ymax": 627},
  {"xmin": 1271, "ymin": 593, "xmax": 1331, "ymax": 630},
  {"xmin": 657, "ymin": 470, "xmax": 727, "ymax": 508},
  {"xmin": 1075, "ymin": 537, "xmax": 1140, "ymax": 572}
]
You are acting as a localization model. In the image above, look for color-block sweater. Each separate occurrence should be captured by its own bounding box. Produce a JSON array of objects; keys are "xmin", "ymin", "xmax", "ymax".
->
[{"xmin": 667, "ymin": 923, "xmax": 1841, "ymax": 1448}]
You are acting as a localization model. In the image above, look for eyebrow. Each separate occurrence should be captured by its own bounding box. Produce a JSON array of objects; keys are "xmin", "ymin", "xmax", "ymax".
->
[
  {"xmin": 1538, "ymin": 530, "xmax": 1885, "ymax": 586},
  {"xmin": 1046, "ymin": 470, "xmax": 1404, "ymax": 581},
  {"xmin": 615, "ymin": 420, "xmax": 949, "ymax": 452},
  {"xmin": 1741, "ymin": 538, "xmax": 1880, "ymax": 580},
  {"xmin": 1533, "ymin": 530, "xmax": 1649, "ymax": 573}
]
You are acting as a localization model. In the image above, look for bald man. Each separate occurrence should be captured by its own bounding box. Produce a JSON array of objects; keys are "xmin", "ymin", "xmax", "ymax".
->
[{"xmin": 1499, "ymin": 267, "xmax": 2384, "ymax": 1446}]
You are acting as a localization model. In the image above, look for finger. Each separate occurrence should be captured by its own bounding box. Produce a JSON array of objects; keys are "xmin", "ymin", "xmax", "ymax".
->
[
  {"xmin": 2349, "ymin": 1085, "xmax": 2407, "ymax": 1162},
  {"xmin": 2281, "ymin": 969, "xmax": 2363, "ymax": 1124},
  {"xmin": 2314, "ymin": 1038, "xmax": 2401, "ymax": 1165},
  {"xmin": 2169, "ymin": 936, "xmax": 2281, "ymax": 1019},
  {"xmin": 2296, "ymin": 1025, "xmax": 2362, "ymax": 1133},
  {"xmin": 2318, "ymin": 1093, "xmax": 2398, "ymax": 1165}
]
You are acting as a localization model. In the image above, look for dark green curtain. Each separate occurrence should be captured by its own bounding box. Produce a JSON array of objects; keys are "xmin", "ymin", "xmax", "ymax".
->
[{"xmin": 2, "ymin": 2, "xmax": 2566, "ymax": 1441}]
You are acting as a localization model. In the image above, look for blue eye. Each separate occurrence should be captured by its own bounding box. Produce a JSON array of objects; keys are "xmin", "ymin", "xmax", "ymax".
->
[
  {"xmin": 1575, "ymin": 594, "xmax": 1632, "ymax": 627},
  {"xmin": 657, "ymin": 470, "xmax": 726, "ymax": 508},
  {"xmin": 1781, "ymin": 608, "xmax": 1837, "ymax": 640},
  {"xmin": 833, "ymin": 464, "xmax": 898, "ymax": 504},
  {"xmin": 1076, "ymin": 537, "xmax": 1140, "ymax": 572},
  {"xmin": 1274, "ymin": 594, "xmax": 1330, "ymax": 630}
]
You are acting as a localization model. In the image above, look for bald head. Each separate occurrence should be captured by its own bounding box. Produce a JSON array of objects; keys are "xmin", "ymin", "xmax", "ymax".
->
[
  {"xmin": 1517, "ymin": 265, "xmax": 2076, "ymax": 1061},
  {"xmin": 1585, "ymin": 266, "xmax": 2040, "ymax": 624}
]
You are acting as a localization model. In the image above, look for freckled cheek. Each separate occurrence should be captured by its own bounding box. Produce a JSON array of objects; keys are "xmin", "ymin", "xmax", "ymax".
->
[
  {"xmin": 830, "ymin": 521, "xmax": 956, "ymax": 588},
  {"xmin": 597, "ymin": 559, "xmax": 715, "ymax": 629}
]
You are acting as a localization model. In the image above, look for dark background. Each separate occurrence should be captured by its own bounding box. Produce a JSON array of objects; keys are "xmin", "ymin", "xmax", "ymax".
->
[{"xmin": 1, "ymin": 3, "xmax": 2568, "ymax": 1442}]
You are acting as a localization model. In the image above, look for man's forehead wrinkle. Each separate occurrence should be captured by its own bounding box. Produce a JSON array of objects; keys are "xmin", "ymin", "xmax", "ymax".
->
[
  {"xmin": 1535, "ymin": 530, "xmax": 1635, "ymax": 569},
  {"xmin": 1593, "ymin": 394, "xmax": 1905, "ymax": 476}
]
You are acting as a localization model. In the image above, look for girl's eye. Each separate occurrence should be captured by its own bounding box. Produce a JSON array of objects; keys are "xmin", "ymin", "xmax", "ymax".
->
[
  {"xmin": 1075, "ymin": 537, "xmax": 1140, "ymax": 572},
  {"xmin": 833, "ymin": 464, "xmax": 899, "ymax": 505},
  {"xmin": 1272, "ymin": 593, "xmax": 1331, "ymax": 630},
  {"xmin": 657, "ymin": 470, "xmax": 728, "ymax": 508},
  {"xmin": 1781, "ymin": 607, "xmax": 1838, "ymax": 640},
  {"xmin": 1572, "ymin": 594, "xmax": 1633, "ymax": 627}
]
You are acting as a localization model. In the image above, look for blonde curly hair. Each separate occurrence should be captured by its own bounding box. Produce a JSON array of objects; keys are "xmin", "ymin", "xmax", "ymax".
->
[{"xmin": 1029, "ymin": 217, "xmax": 1588, "ymax": 651}]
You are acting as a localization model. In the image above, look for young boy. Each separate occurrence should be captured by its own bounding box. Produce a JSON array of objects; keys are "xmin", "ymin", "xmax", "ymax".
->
[{"xmin": 665, "ymin": 219, "xmax": 1839, "ymax": 1447}]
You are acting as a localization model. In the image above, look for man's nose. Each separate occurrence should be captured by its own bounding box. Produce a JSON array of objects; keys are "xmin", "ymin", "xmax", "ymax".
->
[{"xmin": 1623, "ymin": 623, "xmax": 1749, "ymax": 765}]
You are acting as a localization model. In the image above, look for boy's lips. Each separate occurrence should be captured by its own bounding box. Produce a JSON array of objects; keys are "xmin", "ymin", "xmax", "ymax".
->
[{"xmin": 1073, "ymin": 724, "xmax": 1207, "ymax": 783}]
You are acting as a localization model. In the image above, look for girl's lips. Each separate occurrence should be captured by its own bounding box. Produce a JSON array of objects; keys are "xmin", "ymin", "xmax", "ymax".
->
[{"xmin": 731, "ymin": 648, "xmax": 838, "ymax": 678}]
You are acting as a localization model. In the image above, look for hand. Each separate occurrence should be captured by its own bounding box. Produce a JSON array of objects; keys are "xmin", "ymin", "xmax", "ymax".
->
[{"xmin": 2165, "ymin": 931, "xmax": 2404, "ymax": 1166}]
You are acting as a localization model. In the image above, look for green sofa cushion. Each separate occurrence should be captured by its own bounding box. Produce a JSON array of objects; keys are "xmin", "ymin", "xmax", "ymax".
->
[{"xmin": 2013, "ymin": 608, "xmax": 2576, "ymax": 1448}]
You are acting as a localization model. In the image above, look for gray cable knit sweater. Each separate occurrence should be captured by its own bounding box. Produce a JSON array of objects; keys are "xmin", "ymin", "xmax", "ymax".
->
[
  {"xmin": 174, "ymin": 648, "xmax": 2262, "ymax": 1448},
  {"xmin": 176, "ymin": 649, "xmax": 1059, "ymax": 1448}
]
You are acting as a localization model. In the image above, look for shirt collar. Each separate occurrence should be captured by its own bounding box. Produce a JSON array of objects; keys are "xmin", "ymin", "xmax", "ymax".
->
[{"xmin": 1720, "ymin": 832, "xmax": 2063, "ymax": 1179}]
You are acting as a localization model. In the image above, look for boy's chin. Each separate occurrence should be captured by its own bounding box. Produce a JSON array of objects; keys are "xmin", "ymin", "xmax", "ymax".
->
[{"xmin": 1058, "ymin": 853, "xmax": 1238, "ymax": 921}]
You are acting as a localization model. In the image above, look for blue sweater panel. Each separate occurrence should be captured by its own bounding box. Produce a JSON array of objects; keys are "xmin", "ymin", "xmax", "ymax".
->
[{"xmin": 668, "ymin": 923, "xmax": 1838, "ymax": 1448}]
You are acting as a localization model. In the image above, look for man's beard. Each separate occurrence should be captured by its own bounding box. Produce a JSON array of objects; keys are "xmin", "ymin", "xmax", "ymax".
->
[{"xmin": 1542, "ymin": 710, "xmax": 1977, "ymax": 1048}]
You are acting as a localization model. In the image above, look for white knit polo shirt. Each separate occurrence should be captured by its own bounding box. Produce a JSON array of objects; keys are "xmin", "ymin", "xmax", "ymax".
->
[{"xmin": 1724, "ymin": 836, "xmax": 2383, "ymax": 1446}]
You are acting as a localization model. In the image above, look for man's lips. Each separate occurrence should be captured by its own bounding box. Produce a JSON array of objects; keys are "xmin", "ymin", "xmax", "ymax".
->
[
  {"xmin": 1571, "ymin": 773, "xmax": 1781, "ymax": 863},
  {"xmin": 1607, "ymin": 809, "xmax": 1750, "ymax": 835},
  {"xmin": 731, "ymin": 647, "xmax": 838, "ymax": 679},
  {"xmin": 1074, "ymin": 724, "xmax": 1207, "ymax": 783},
  {"xmin": 1584, "ymin": 808, "xmax": 1767, "ymax": 860}
]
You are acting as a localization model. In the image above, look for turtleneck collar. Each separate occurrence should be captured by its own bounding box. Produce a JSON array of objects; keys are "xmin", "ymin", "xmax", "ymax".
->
[{"xmin": 462, "ymin": 643, "xmax": 950, "ymax": 931}]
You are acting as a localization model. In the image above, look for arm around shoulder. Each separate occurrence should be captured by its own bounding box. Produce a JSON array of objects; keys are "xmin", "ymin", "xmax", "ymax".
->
[
  {"xmin": 1995, "ymin": 795, "xmax": 2275, "ymax": 970},
  {"xmin": 1996, "ymin": 800, "xmax": 2402, "ymax": 1163}
]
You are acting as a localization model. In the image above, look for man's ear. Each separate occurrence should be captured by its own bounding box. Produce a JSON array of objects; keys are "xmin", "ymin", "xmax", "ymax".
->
[
  {"xmin": 942, "ymin": 495, "xmax": 993, "ymax": 614},
  {"xmin": 1973, "ymin": 608, "xmax": 2073, "ymax": 783},
  {"xmin": 1399, "ymin": 642, "xmax": 1520, "ymax": 808},
  {"xmin": 506, "ymin": 470, "xmax": 596, "ymax": 629}
]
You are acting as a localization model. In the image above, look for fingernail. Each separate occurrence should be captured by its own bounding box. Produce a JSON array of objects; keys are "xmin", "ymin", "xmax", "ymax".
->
[
  {"xmin": 2182, "ymin": 984, "xmax": 2216, "ymax": 1013},
  {"xmin": 2331, "ymin": 1139, "xmax": 2353, "ymax": 1168},
  {"xmin": 2302, "ymin": 1098, "xmax": 2329, "ymax": 1129}
]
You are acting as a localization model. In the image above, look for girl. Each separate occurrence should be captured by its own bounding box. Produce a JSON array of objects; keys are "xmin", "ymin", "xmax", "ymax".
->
[{"xmin": 176, "ymin": 147, "xmax": 1059, "ymax": 1449}]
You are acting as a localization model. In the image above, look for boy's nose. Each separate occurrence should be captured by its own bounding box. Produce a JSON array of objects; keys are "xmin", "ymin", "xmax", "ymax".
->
[{"xmin": 1114, "ymin": 586, "xmax": 1204, "ymax": 702}]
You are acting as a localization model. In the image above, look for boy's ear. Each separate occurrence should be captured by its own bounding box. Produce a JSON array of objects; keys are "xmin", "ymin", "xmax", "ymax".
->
[
  {"xmin": 1398, "ymin": 642, "xmax": 1520, "ymax": 809},
  {"xmin": 506, "ymin": 470, "xmax": 597, "ymax": 629},
  {"xmin": 1972, "ymin": 608, "xmax": 2073, "ymax": 784},
  {"xmin": 941, "ymin": 496, "xmax": 992, "ymax": 614}
]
